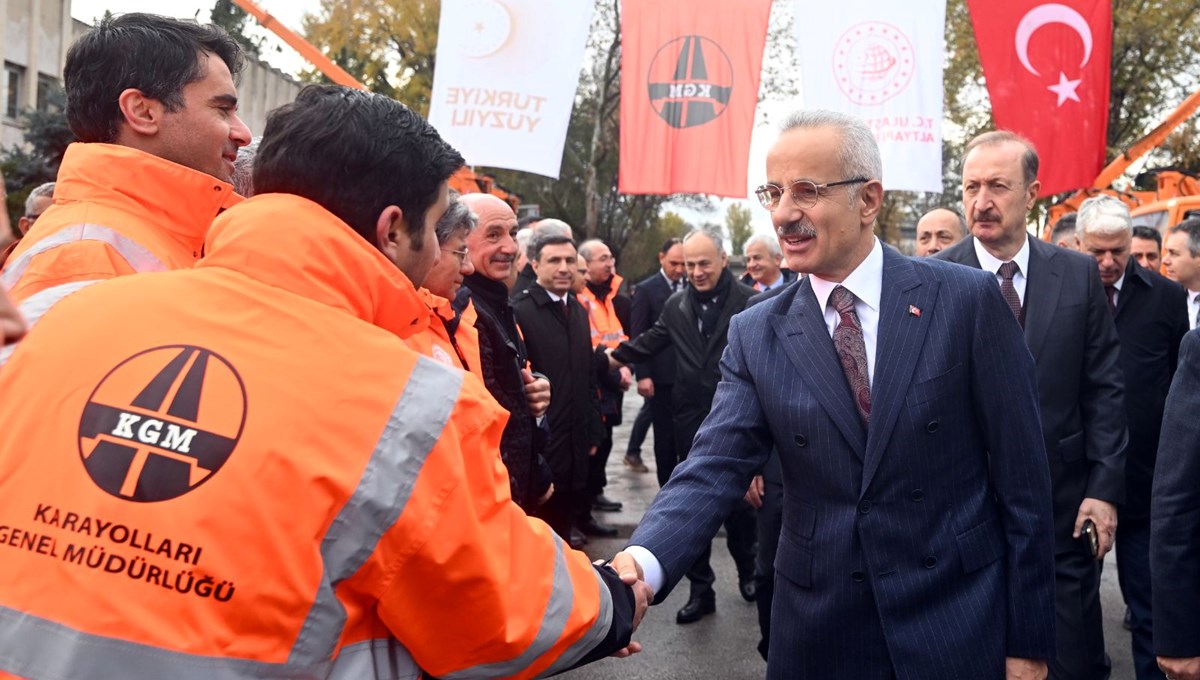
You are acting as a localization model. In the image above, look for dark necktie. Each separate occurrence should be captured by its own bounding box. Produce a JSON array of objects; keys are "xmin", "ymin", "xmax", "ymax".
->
[
  {"xmin": 829, "ymin": 286, "xmax": 871, "ymax": 429},
  {"xmin": 997, "ymin": 261, "xmax": 1024, "ymax": 326},
  {"xmin": 1104, "ymin": 285, "xmax": 1116, "ymax": 316}
]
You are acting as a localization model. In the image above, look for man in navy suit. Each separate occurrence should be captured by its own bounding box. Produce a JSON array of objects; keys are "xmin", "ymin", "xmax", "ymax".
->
[
  {"xmin": 609, "ymin": 110, "xmax": 1056, "ymax": 679},
  {"xmin": 936, "ymin": 132, "xmax": 1127, "ymax": 680}
]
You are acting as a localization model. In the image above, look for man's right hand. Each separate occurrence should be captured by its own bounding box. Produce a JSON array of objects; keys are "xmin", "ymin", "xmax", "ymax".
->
[
  {"xmin": 1005, "ymin": 657, "xmax": 1047, "ymax": 680},
  {"xmin": 1159, "ymin": 656, "xmax": 1200, "ymax": 680},
  {"xmin": 606, "ymin": 551, "xmax": 653, "ymax": 658},
  {"xmin": 744, "ymin": 475, "xmax": 765, "ymax": 509},
  {"xmin": 637, "ymin": 378, "xmax": 654, "ymax": 399},
  {"xmin": 0, "ymin": 290, "xmax": 24, "ymax": 345},
  {"xmin": 605, "ymin": 347, "xmax": 624, "ymax": 371}
]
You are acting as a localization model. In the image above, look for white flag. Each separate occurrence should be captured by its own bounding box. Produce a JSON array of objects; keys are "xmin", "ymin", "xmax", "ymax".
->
[
  {"xmin": 428, "ymin": 0, "xmax": 594, "ymax": 178},
  {"xmin": 793, "ymin": 0, "xmax": 946, "ymax": 193}
]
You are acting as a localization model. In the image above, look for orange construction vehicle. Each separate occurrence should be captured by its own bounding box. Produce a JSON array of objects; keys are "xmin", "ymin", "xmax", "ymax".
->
[
  {"xmin": 231, "ymin": 0, "xmax": 521, "ymax": 211},
  {"xmin": 1044, "ymin": 87, "xmax": 1200, "ymax": 238}
]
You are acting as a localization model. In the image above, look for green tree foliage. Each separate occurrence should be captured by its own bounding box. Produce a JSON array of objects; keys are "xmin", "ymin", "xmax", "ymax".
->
[
  {"xmin": 2, "ymin": 84, "xmax": 75, "ymax": 228},
  {"xmin": 209, "ymin": 0, "xmax": 264, "ymax": 56},
  {"xmin": 725, "ymin": 203, "xmax": 754, "ymax": 255},
  {"xmin": 619, "ymin": 210, "xmax": 692, "ymax": 282}
]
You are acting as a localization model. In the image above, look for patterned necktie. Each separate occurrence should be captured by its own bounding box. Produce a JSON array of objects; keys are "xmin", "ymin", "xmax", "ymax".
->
[
  {"xmin": 829, "ymin": 285, "xmax": 871, "ymax": 429},
  {"xmin": 1104, "ymin": 285, "xmax": 1117, "ymax": 316},
  {"xmin": 997, "ymin": 261, "xmax": 1024, "ymax": 326}
]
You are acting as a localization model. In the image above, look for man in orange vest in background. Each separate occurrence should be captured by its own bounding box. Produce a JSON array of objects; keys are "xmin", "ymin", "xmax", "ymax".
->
[
  {"xmin": 576, "ymin": 238, "xmax": 632, "ymax": 537},
  {"xmin": 0, "ymin": 84, "xmax": 649, "ymax": 679},
  {"xmin": 1, "ymin": 13, "xmax": 249, "ymax": 321}
]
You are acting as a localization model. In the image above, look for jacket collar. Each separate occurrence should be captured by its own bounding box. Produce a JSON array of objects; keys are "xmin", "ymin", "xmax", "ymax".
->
[
  {"xmin": 197, "ymin": 193, "xmax": 428, "ymax": 340},
  {"xmin": 55, "ymin": 143, "xmax": 242, "ymax": 256}
]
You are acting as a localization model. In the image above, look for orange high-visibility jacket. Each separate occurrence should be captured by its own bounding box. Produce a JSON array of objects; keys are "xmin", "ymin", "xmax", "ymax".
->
[
  {"xmin": 576, "ymin": 273, "xmax": 628, "ymax": 349},
  {"xmin": 406, "ymin": 287, "xmax": 484, "ymax": 384},
  {"xmin": 1, "ymin": 142, "xmax": 241, "ymax": 307},
  {"xmin": 0, "ymin": 193, "xmax": 632, "ymax": 679}
]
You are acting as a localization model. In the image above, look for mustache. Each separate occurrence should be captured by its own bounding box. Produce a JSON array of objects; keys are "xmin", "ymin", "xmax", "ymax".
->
[
  {"xmin": 972, "ymin": 210, "xmax": 1002, "ymax": 223},
  {"xmin": 776, "ymin": 220, "xmax": 817, "ymax": 239},
  {"xmin": 490, "ymin": 253, "xmax": 516, "ymax": 263}
]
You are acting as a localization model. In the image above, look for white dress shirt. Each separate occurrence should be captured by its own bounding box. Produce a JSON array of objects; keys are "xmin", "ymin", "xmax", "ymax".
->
[
  {"xmin": 661, "ymin": 269, "xmax": 683, "ymax": 293},
  {"xmin": 1189, "ymin": 290, "xmax": 1200, "ymax": 330},
  {"xmin": 1110, "ymin": 272, "xmax": 1125, "ymax": 309},
  {"xmin": 626, "ymin": 238, "xmax": 886, "ymax": 595},
  {"xmin": 974, "ymin": 235, "xmax": 1031, "ymax": 305}
]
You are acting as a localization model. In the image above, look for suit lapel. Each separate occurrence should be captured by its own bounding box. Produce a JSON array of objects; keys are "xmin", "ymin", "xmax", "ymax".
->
[
  {"xmin": 1114, "ymin": 259, "xmax": 1149, "ymax": 321},
  {"xmin": 861, "ymin": 248, "xmax": 937, "ymax": 494},
  {"xmin": 1023, "ymin": 238, "xmax": 1063, "ymax": 360},
  {"xmin": 770, "ymin": 280, "xmax": 867, "ymax": 459}
]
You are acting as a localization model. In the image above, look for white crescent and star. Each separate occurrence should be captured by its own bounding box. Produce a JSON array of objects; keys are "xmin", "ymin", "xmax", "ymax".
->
[{"xmin": 1014, "ymin": 3, "xmax": 1094, "ymax": 107}]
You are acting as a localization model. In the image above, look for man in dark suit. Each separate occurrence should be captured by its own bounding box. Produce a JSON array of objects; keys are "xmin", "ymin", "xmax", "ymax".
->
[
  {"xmin": 513, "ymin": 234, "xmax": 603, "ymax": 543},
  {"xmin": 936, "ymin": 131, "xmax": 1127, "ymax": 680},
  {"xmin": 625, "ymin": 238, "xmax": 686, "ymax": 483},
  {"xmin": 1151, "ymin": 329, "xmax": 1200, "ymax": 680},
  {"xmin": 608, "ymin": 111, "xmax": 1055, "ymax": 679},
  {"xmin": 740, "ymin": 233, "xmax": 798, "ymax": 292},
  {"xmin": 609, "ymin": 230, "xmax": 759, "ymax": 624},
  {"xmin": 1075, "ymin": 195, "xmax": 1188, "ymax": 680}
]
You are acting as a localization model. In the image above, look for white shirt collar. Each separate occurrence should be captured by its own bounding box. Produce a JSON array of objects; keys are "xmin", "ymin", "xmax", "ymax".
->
[
  {"xmin": 1112, "ymin": 272, "xmax": 1125, "ymax": 292},
  {"xmin": 973, "ymin": 234, "xmax": 1031, "ymax": 278},
  {"xmin": 545, "ymin": 289, "xmax": 568, "ymax": 303},
  {"xmin": 660, "ymin": 269, "xmax": 682, "ymax": 288},
  {"xmin": 809, "ymin": 238, "xmax": 883, "ymax": 314}
]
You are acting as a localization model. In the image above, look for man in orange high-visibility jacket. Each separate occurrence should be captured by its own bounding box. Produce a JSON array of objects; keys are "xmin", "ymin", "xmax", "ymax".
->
[
  {"xmin": 0, "ymin": 85, "xmax": 649, "ymax": 680},
  {"xmin": 1, "ymin": 13, "xmax": 250, "ymax": 318}
]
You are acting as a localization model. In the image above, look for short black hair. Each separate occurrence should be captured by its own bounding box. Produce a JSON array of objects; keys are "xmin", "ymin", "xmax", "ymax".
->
[
  {"xmin": 64, "ymin": 13, "xmax": 245, "ymax": 143},
  {"xmin": 532, "ymin": 234, "xmax": 576, "ymax": 262},
  {"xmin": 254, "ymin": 85, "xmax": 465, "ymax": 249},
  {"xmin": 660, "ymin": 237, "xmax": 682, "ymax": 255},
  {"xmin": 1170, "ymin": 218, "xmax": 1200, "ymax": 258},
  {"xmin": 1132, "ymin": 225, "xmax": 1162, "ymax": 249},
  {"xmin": 1051, "ymin": 213, "xmax": 1077, "ymax": 242}
]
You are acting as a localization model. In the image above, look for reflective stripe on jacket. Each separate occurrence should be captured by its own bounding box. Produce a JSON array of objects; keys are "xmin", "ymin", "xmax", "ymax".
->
[
  {"xmin": 576, "ymin": 273, "xmax": 628, "ymax": 349},
  {"xmin": 0, "ymin": 193, "xmax": 627, "ymax": 679},
  {"xmin": 1, "ymin": 142, "xmax": 241, "ymax": 304}
]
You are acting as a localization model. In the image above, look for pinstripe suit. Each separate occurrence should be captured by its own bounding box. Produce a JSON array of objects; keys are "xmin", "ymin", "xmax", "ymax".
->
[{"xmin": 629, "ymin": 245, "xmax": 1057, "ymax": 679}]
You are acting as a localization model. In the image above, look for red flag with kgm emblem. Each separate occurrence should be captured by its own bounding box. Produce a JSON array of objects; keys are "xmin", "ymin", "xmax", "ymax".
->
[
  {"xmin": 968, "ymin": 0, "xmax": 1111, "ymax": 196},
  {"xmin": 619, "ymin": 0, "xmax": 772, "ymax": 198}
]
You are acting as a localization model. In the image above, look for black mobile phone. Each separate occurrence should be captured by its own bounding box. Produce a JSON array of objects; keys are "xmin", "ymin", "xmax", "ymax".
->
[{"xmin": 1082, "ymin": 519, "xmax": 1099, "ymax": 558}]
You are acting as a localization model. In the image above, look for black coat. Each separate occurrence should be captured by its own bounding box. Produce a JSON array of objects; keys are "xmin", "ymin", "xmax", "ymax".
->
[
  {"xmin": 937, "ymin": 236, "xmax": 1127, "ymax": 551},
  {"xmin": 459, "ymin": 273, "xmax": 552, "ymax": 510},
  {"xmin": 630, "ymin": 272, "xmax": 682, "ymax": 385},
  {"xmin": 612, "ymin": 276, "xmax": 756, "ymax": 451},
  {"xmin": 510, "ymin": 263, "xmax": 536, "ymax": 302},
  {"xmin": 1111, "ymin": 257, "xmax": 1188, "ymax": 521},
  {"xmin": 513, "ymin": 284, "xmax": 603, "ymax": 492}
]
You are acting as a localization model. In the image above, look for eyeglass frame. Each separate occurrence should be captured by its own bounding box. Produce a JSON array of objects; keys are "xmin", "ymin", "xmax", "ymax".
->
[
  {"xmin": 440, "ymin": 246, "xmax": 469, "ymax": 264},
  {"xmin": 754, "ymin": 177, "xmax": 871, "ymax": 211}
]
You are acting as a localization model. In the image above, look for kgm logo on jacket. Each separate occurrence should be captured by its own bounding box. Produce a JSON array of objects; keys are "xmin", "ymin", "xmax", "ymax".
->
[{"xmin": 78, "ymin": 345, "xmax": 247, "ymax": 502}]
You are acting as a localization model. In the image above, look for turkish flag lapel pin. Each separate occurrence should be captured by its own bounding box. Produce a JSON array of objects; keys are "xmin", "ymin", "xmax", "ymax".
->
[{"xmin": 908, "ymin": 305, "xmax": 922, "ymax": 317}]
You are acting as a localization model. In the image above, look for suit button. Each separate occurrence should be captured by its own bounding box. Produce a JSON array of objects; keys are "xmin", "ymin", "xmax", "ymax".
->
[
  {"xmin": 794, "ymin": 434, "xmax": 807, "ymax": 447},
  {"xmin": 851, "ymin": 571, "xmax": 865, "ymax": 583},
  {"xmin": 923, "ymin": 556, "xmax": 938, "ymax": 569},
  {"xmin": 910, "ymin": 489, "xmax": 925, "ymax": 502},
  {"xmin": 926, "ymin": 420, "xmax": 939, "ymax": 433},
  {"xmin": 857, "ymin": 500, "xmax": 872, "ymax": 515}
]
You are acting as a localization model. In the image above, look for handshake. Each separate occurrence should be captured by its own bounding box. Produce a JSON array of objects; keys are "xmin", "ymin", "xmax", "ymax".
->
[{"xmin": 598, "ymin": 550, "xmax": 654, "ymax": 658}]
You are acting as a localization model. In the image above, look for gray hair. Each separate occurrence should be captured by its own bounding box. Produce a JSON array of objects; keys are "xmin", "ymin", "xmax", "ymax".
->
[
  {"xmin": 743, "ymin": 232, "xmax": 781, "ymax": 258},
  {"xmin": 1170, "ymin": 218, "xmax": 1200, "ymax": 258},
  {"xmin": 526, "ymin": 219, "xmax": 572, "ymax": 260},
  {"xmin": 578, "ymin": 238, "xmax": 608, "ymax": 262},
  {"xmin": 515, "ymin": 228, "xmax": 533, "ymax": 259},
  {"xmin": 435, "ymin": 190, "xmax": 477, "ymax": 245},
  {"xmin": 683, "ymin": 228, "xmax": 725, "ymax": 256},
  {"xmin": 963, "ymin": 131, "xmax": 1039, "ymax": 186},
  {"xmin": 1076, "ymin": 195, "xmax": 1132, "ymax": 238},
  {"xmin": 530, "ymin": 233, "xmax": 576, "ymax": 262},
  {"xmin": 780, "ymin": 110, "xmax": 882, "ymax": 203},
  {"xmin": 24, "ymin": 182, "xmax": 55, "ymax": 215},
  {"xmin": 232, "ymin": 138, "xmax": 259, "ymax": 197}
]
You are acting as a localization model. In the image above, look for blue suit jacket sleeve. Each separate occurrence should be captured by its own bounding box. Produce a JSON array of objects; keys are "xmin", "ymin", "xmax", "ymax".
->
[
  {"xmin": 1151, "ymin": 329, "xmax": 1200, "ymax": 657},
  {"xmin": 969, "ymin": 272, "xmax": 1057, "ymax": 658},
  {"xmin": 627, "ymin": 310, "xmax": 771, "ymax": 603}
]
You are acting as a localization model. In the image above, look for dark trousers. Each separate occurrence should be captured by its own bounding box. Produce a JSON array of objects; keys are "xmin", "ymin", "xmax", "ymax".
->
[
  {"xmin": 587, "ymin": 424, "xmax": 614, "ymax": 498},
  {"xmin": 687, "ymin": 501, "xmax": 757, "ymax": 598},
  {"xmin": 649, "ymin": 385, "xmax": 677, "ymax": 487},
  {"xmin": 535, "ymin": 487, "xmax": 583, "ymax": 542},
  {"xmin": 1050, "ymin": 543, "xmax": 1110, "ymax": 680},
  {"xmin": 755, "ymin": 463, "xmax": 784, "ymax": 661},
  {"xmin": 1117, "ymin": 518, "xmax": 1165, "ymax": 680},
  {"xmin": 625, "ymin": 401, "xmax": 652, "ymax": 457}
]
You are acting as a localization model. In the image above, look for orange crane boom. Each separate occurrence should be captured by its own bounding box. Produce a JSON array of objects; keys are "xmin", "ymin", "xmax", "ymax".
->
[{"xmin": 229, "ymin": 0, "xmax": 365, "ymax": 90}]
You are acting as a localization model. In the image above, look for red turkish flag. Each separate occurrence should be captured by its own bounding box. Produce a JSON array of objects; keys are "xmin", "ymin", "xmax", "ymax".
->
[
  {"xmin": 968, "ymin": 0, "xmax": 1111, "ymax": 196},
  {"xmin": 619, "ymin": 0, "xmax": 772, "ymax": 197}
]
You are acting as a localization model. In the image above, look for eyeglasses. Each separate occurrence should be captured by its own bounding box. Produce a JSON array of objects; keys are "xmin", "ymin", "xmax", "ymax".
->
[
  {"xmin": 754, "ymin": 177, "xmax": 870, "ymax": 211},
  {"xmin": 441, "ymin": 247, "xmax": 469, "ymax": 264}
]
